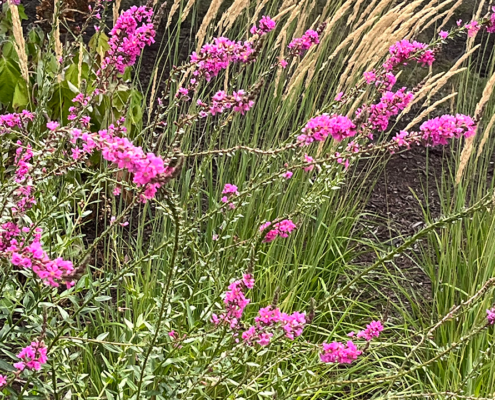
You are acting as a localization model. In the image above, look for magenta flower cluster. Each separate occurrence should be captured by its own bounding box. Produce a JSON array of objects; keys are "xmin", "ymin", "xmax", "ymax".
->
[
  {"xmin": 213, "ymin": 274, "xmax": 306, "ymax": 346},
  {"xmin": 260, "ymin": 219, "xmax": 297, "ymax": 243},
  {"xmin": 0, "ymin": 110, "xmax": 34, "ymax": 133},
  {"xmin": 13, "ymin": 341, "xmax": 48, "ymax": 372},
  {"xmin": 321, "ymin": 321, "xmax": 383, "ymax": 364},
  {"xmin": 250, "ymin": 15, "xmax": 276, "ymax": 36},
  {"xmin": 221, "ymin": 183, "xmax": 239, "ymax": 209},
  {"xmin": 358, "ymin": 87, "xmax": 414, "ymax": 133},
  {"xmin": 2, "ymin": 223, "xmax": 75, "ymax": 288},
  {"xmin": 72, "ymin": 123, "xmax": 176, "ymax": 202},
  {"xmin": 212, "ymin": 274, "xmax": 254, "ymax": 329},
  {"xmin": 383, "ymin": 39, "xmax": 435, "ymax": 71},
  {"xmin": 288, "ymin": 29, "xmax": 320, "ymax": 56},
  {"xmin": 205, "ymin": 90, "xmax": 255, "ymax": 116},
  {"xmin": 363, "ymin": 70, "xmax": 397, "ymax": 91},
  {"xmin": 487, "ymin": 306, "xmax": 495, "ymax": 325},
  {"xmin": 190, "ymin": 37, "xmax": 256, "ymax": 82},
  {"xmin": 242, "ymin": 306, "xmax": 306, "ymax": 346},
  {"xmin": 297, "ymin": 114, "xmax": 356, "ymax": 145},
  {"xmin": 419, "ymin": 114, "xmax": 476, "ymax": 145},
  {"xmin": 100, "ymin": 5, "xmax": 155, "ymax": 74}
]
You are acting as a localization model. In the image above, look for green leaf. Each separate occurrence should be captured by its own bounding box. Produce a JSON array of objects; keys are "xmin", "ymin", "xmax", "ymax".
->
[
  {"xmin": 12, "ymin": 79, "xmax": 28, "ymax": 109},
  {"xmin": 0, "ymin": 57, "xmax": 22, "ymax": 106}
]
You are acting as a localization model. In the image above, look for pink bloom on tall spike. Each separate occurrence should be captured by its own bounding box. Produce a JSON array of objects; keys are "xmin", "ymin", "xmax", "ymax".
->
[
  {"xmin": 298, "ymin": 114, "xmax": 356, "ymax": 145},
  {"xmin": 439, "ymin": 30, "xmax": 449, "ymax": 39},
  {"xmin": 364, "ymin": 70, "xmax": 376, "ymax": 84},
  {"xmin": 420, "ymin": 114, "xmax": 477, "ymax": 146},
  {"xmin": 250, "ymin": 15, "xmax": 276, "ymax": 35},
  {"xmin": 357, "ymin": 320, "xmax": 384, "ymax": 341},
  {"xmin": 15, "ymin": 341, "xmax": 48, "ymax": 371},
  {"xmin": 279, "ymin": 58, "xmax": 288, "ymax": 68},
  {"xmin": 465, "ymin": 20, "xmax": 480, "ymax": 37},
  {"xmin": 242, "ymin": 274, "xmax": 255, "ymax": 289},
  {"xmin": 487, "ymin": 7, "xmax": 495, "ymax": 33},
  {"xmin": 304, "ymin": 154, "xmax": 315, "ymax": 172},
  {"xmin": 46, "ymin": 121, "xmax": 59, "ymax": 131},
  {"xmin": 320, "ymin": 340, "xmax": 362, "ymax": 364},
  {"xmin": 288, "ymin": 29, "xmax": 319, "ymax": 56},
  {"xmin": 383, "ymin": 39, "xmax": 435, "ymax": 71},
  {"xmin": 334, "ymin": 92, "xmax": 344, "ymax": 101},
  {"xmin": 487, "ymin": 306, "xmax": 495, "ymax": 324},
  {"xmin": 260, "ymin": 219, "xmax": 296, "ymax": 242}
]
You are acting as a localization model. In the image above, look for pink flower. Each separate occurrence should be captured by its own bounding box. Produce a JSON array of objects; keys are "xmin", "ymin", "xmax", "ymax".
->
[
  {"xmin": 383, "ymin": 39, "xmax": 435, "ymax": 71},
  {"xmin": 168, "ymin": 330, "xmax": 176, "ymax": 338},
  {"xmin": 100, "ymin": 6, "xmax": 155, "ymax": 75},
  {"xmin": 356, "ymin": 320, "xmax": 384, "ymax": 341},
  {"xmin": 320, "ymin": 340, "xmax": 362, "ymax": 364},
  {"xmin": 465, "ymin": 20, "xmax": 480, "ymax": 38},
  {"xmin": 283, "ymin": 171, "xmax": 293, "ymax": 179},
  {"xmin": 242, "ymin": 273, "xmax": 255, "ymax": 289},
  {"xmin": 288, "ymin": 29, "xmax": 319, "ymax": 56},
  {"xmin": 303, "ymin": 154, "xmax": 314, "ymax": 172},
  {"xmin": 16, "ymin": 341, "xmax": 48, "ymax": 371},
  {"xmin": 334, "ymin": 92, "xmax": 344, "ymax": 101},
  {"xmin": 222, "ymin": 183, "xmax": 239, "ymax": 195},
  {"xmin": 364, "ymin": 70, "xmax": 376, "ymax": 84},
  {"xmin": 487, "ymin": 7, "xmax": 495, "ymax": 33},
  {"xmin": 213, "ymin": 275, "xmax": 254, "ymax": 330},
  {"xmin": 113, "ymin": 186, "xmax": 121, "ymax": 196},
  {"xmin": 261, "ymin": 219, "xmax": 296, "ymax": 242},
  {"xmin": 420, "ymin": 114, "xmax": 477, "ymax": 146},
  {"xmin": 0, "ymin": 375, "xmax": 6, "ymax": 387},
  {"xmin": 250, "ymin": 15, "xmax": 276, "ymax": 35},
  {"xmin": 487, "ymin": 306, "xmax": 495, "ymax": 325},
  {"xmin": 439, "ymin": 30, "xmax": 449, "ymax": 39},
  {"xmin": 279, "ymin": 58, "xmax": 288, "ymax": 68},
  {"xmin": 298, "ymin": 114, "xmax": 356, "ymax": 145},
  {"xmin": 71, "ymin": 148, "xmax": 81, "ymax": 160},
  {"xmin": 46, "ymin": 121, "xmax": 59, "ymax": 131}
]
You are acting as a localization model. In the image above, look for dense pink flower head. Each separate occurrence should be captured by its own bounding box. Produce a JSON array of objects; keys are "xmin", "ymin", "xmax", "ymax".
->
[
  {"xmin": 15, "ymin": 341, "xmax": 48, "ymax": 372},
  {"xmin": 261, "ymin": 219, "xmax": 296, "ymax": 242},
  {"xmin": 298, "ymin": 114, "xmax": 356, "ymax": 145},
  {"xmin": 487, "ymin": 7, "xmax": 495, "ymax": 33},
  {"xmin": 357, "ymin": 320, "xmax": 384, "ymax": 341},
  {"xmin": 320, "ymin": 340, "xmax": 362, "ymax": 364},
  {"xmin": 288, "ymin": 29, "xmax": 319, "ymax": 56},
  {"xmin": 487, "ymin": 306, "xmax": 495, "ymax": 325},
  {"xmin": 222, "ymin": 183, "xmax": 239, "ymax": 195},
  {"xmin": 465, "ymin": 20, "xmax": 480, "ymax": 37},
  {"xmin": 101, "ymin": 6, "xmax": 155, "ymax": 75},
  {"xmin": 0, "ymin": 375, "xmax": 6, "ymax": 387},
  {"xmin": 383, "ymin": 39, "xmax": 435, "ymax": 71},
  {"xmin": 420, "ymin": 114, "xmax": 476, "ymax": 146},
  {"xmin": 250, "ymin": 15, "xmax": 276, "ymax": 35}
]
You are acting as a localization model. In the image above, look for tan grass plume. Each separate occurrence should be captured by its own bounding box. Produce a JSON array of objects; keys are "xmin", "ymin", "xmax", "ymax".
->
[
  {"xmin": 166, "ymin": 0, "xmax": 181, "ymax": 27},
  {"xmin": 113, "ymin": 0, "xmax": 122, "ymax": 26},
  {"xmin": 11, "ymin": 3, "xmax": 29, "ymax": 82},
  {"xmin": 217, "ymin": 0, "xmax": 250, "ymax": 33},
  {"xmin": 196, "ymin": 0, "xmax": 225, "ymax": 50}
]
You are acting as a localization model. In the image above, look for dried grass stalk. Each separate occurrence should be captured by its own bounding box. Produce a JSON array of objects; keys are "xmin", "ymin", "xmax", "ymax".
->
[
  {"xmin": 196, "ymin": 0, "xmax": 224, "ymax": 50},
  {"xmin": 474, "ymin": 69, "xmax": 495, "ymax": 119},
  {"xmin": 113, "ymin": 0, "xmax": 122, "ymax": 26},
  {"xmin": 438, "ymin": 0, "xmax": 463, "ymax": 31},
  {"xmin": 274, "ymin": 2, "xmax": 303, "ymax": 48},
  {"xmin": 77, "ymin": 41, "xmax": 84, "ymax": 87},
  {"xmin": 11, "ymin": 4, "xmax": 29, "ymax": 82},
  {"xmin": 404, "ymin": 92, "xmax": 458, "ymax": 132},
  {"xmin": 182, "ymin": 0, "xmax": 197, "ymax": 24},
  {"xmin": 455, "ymin": 135, "xmax": 475, "ymax": 184},
  {"xmin": 347, "ymin": 0, "xmax": 367, "ymax": 27},
  {"xmin": 476, "ymin": 112, "xmax": 495, "ymax": 160},
  {"xmin": 148, "ymin": 68, "xmax": 159, "ymax": 124},
  {"xmin": 166, "ymin": 0, "xmax": 181, "ymax": 27},
  {"xmin": 294, "ymin": 0, "xmax": 316, "ymax": 38},
  {"xmin": 217, "ymin": 0, "xmax": 249, "ymax": 32},
  {"xmin": 251, "ymin": 0, "xmax": 271, "ymax": 26}
]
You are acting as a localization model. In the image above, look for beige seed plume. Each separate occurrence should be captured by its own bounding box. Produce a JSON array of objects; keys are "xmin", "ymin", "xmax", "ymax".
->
[
  {"xmin": 196, "ymin": 0, "xmax": 225, "ymax": 50},
  {"xmin": 166, "ymin": 0, "xmax": 181, "ymax": 27},
  {"xmin": 217, "ymin": 0, "xmax": 250, "ymax": 33},
  {"xmin": 11, "ymin": 3, "xmax": 29, "ymax": 82},
  {"xmin": 113, "ymin": 0, "xmax": 122, "ymax": 26},
  {"xmin": 476, "ymin": 113, "xmax": 495, "ymax": 161},
  {"xmin": 404, "ymin": 92, "xmax": 458, "ymax": 132}
]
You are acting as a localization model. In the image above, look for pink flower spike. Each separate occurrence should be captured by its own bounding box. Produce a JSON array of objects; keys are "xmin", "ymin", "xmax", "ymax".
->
[
  {"xmin": 439, "ymin": 30, "xmax": 448, "ymax": 39},
  {"xmin": 357, "ymin": 320, "xmax": 384, "ymax": 341},
  {"xmin": 46, "ymin": 121, "xmax": 59, "ymax": 131},
  {"xmin": 487, "ymin": 307, "xmax": 495, "ymax": 325}
]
